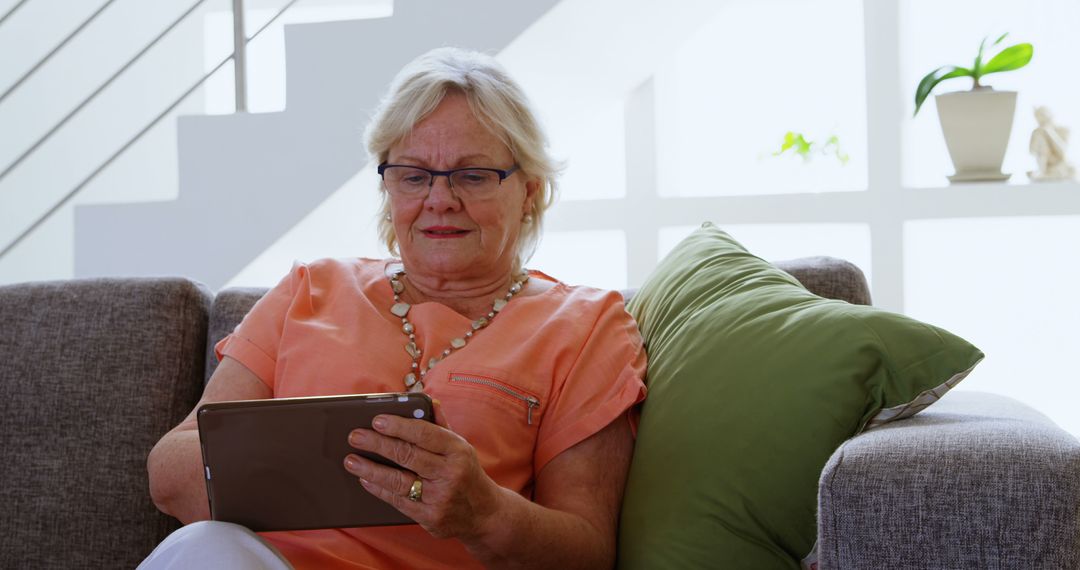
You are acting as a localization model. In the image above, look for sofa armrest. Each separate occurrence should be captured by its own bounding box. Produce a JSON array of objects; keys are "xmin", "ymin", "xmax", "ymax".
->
[{"xmin": 818, "ymin": 391, "xmax": 1080, "ymax": 569}]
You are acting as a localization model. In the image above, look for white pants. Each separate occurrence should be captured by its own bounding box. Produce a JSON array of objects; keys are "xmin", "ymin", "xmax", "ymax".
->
[{"xmin": 138, "ymin": 521, "xmax": 293, "ymax": 570}]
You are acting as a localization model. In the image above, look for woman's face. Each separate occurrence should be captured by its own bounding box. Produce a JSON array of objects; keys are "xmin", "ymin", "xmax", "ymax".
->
[{"xmin": 386, "ymin": 93, "xmax": 537, "ymax": 285}]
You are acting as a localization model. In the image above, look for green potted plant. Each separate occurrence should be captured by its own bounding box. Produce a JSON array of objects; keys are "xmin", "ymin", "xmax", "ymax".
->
[
  {"xmin": 914, "ymin": 33, "xmax": 1033, "ymax": 182},
  {"xmin": 771, "ymin": 131, "xmax": 850, "ymax": 165}
]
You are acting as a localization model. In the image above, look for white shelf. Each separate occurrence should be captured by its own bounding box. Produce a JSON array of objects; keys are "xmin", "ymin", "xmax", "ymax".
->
[
  {"xmin": 547, "ymin": 180, "xmax": 1080, "ymax": 232},
  {"xmin": 901, "ymin": 179, "xmax": 1080, "ymax": 219},
  {"xmin": 911, "ymin": 178, "xmax": 1080, "ymax": 193}
]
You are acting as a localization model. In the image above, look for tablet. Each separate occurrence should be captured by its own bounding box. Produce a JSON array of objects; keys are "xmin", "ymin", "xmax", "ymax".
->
[{"xmin": 197, "ymin": 392, "xmax": 433, "ymax": 532}]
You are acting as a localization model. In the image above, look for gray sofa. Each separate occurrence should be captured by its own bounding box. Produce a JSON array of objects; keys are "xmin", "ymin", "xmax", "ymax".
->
[{"xmin": 1, "ymin": 257, "xmax": 1077, "ymax": 569}]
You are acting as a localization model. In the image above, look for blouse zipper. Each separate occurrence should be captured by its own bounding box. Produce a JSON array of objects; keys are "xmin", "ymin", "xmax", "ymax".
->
[{"xmin": 449, "ymin": 374, "xmax": 541, "ymax": 425}]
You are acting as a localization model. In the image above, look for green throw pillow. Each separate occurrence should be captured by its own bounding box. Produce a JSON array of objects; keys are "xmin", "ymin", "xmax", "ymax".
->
[{"xmin": 617, "ymin": 222, "xmax": 983, "ymax": 569}]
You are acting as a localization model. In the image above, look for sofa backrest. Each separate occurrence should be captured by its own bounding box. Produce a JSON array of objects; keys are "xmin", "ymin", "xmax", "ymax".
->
[
  {"xmin": 204, "ymin": 256, "xmax": 871, "ymax": 383},
  {"xmin": 0, "ymin": 278, "xmax": 212, "ymax": 569},
  {"xmin": 204, "ymin": 286, "xmax": 268, "ymax": 384},
  {"xmin": 773, "ymin": 256, "xmax": 871, "ymax": 306},
  {"xmin": 0, "ymin": 256, "xmax": 869, "ymax": 565}
]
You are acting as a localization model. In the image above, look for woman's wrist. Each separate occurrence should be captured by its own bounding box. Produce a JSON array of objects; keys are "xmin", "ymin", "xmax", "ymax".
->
[
  {"xmin": 459, "ymin": 486, "xmax": 609, "ymax": 570},
  {"xmin": 465, "ymin": 479, "xmax": 513, "ymax": 538},
  {"xmin": 458, "ymin": 484, "xmax": 527, "ymax": 559}
]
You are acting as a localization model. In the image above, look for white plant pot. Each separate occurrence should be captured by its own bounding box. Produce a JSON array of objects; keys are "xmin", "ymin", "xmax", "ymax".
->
[{"xmin": 935, "ymin": 88, "xmax": 1017, "ymax": 182}]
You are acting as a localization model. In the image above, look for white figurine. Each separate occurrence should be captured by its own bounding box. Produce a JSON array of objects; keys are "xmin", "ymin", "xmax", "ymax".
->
[{"xmin": 1027, "ymin": 106, "xmax": 1075, "ymax": 181}]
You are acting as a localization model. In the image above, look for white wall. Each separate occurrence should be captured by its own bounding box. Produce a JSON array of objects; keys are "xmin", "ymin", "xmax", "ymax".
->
[
  {"xmin": 1, "ymin": 0, "xmax": 1078, "ymax": 438},
  {"xmin": 227, "ymin": 0, "xmax": 1080, "ymax": 439}
]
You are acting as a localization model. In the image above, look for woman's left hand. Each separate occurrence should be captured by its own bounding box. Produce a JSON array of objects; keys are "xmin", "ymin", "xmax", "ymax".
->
[{"xmin": 343, "ymin": 401, "xmax": 502, "ymax": 540}]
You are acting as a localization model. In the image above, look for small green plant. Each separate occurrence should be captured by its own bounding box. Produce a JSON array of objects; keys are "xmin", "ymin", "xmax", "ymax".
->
[
  {"xmin": 772, "ymin": 131, "xmax": 849, "ymax": 165},
  {"xmin": 913, "ymin": 33, "xmax": 1033, "ymax": 116}
]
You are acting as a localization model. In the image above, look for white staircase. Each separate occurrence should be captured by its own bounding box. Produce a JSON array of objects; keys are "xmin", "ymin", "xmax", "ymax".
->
[{"xmin": 5, "ymin": 0, "xmax": 557, "ymax": 289}]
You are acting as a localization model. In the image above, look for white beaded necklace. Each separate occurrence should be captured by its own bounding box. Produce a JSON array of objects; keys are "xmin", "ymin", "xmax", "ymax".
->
[{"xmin": 388, "ymin": 268, "xmax": 530, "ymax": 393}]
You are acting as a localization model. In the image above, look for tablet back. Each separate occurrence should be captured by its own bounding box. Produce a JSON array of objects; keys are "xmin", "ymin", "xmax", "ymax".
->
[{"xmin": 197, "ymin": 392, "xmax": 432, "ymax": 532}]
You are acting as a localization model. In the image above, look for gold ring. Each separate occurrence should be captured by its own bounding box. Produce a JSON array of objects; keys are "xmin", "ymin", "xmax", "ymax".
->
[{"xmin": 408, "ymin": 478, "xmax": 423, "ymax": 502}]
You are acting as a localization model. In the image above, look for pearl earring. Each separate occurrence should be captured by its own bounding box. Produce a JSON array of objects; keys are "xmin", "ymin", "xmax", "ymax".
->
[
  {"xmin": 522, "ymin": 213, "xmax": 534, "ymax": 224},
  {"xmin": 385, "ymin": 214, "xmax": 392, "ymax": 221}
]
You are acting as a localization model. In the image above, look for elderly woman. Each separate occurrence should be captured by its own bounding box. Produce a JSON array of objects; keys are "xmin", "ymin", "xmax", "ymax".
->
[{"xmin": 143, "ymin": 47, "xmax": 646, "ymax": 569}]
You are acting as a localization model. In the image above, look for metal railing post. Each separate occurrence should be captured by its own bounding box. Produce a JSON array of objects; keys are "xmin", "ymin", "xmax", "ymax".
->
[{"xmin": 232, "ymin": 0, "xmax": 248, "ymax": 112}]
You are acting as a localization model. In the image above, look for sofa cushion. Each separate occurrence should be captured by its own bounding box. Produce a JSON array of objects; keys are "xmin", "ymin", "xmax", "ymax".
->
[
  {"xmin": 0, "ymin": 278, "xmax": 211, "ymax": 569},
  {"xmin": 617, "ymin": 223, "xmax": 984, "ymax": 569}
]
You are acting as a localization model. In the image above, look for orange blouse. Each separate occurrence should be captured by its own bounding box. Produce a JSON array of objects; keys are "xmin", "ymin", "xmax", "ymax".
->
[{"xmin": 215, "ymin": 258, "xmax": 647, "ymax": 569}]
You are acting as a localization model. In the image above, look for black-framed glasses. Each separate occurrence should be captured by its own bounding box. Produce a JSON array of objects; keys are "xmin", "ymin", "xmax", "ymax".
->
[{"xmin": 377, "ymin": 163, "xmax": 519, "ymax": 200}]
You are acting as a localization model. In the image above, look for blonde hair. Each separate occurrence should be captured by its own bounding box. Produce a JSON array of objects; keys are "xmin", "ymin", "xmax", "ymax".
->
[{"xmin": 364, "ymin": 47, "xmax": 560, "ymax": 274}]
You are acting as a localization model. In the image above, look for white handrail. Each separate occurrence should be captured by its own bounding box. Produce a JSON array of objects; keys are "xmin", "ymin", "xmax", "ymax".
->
[
  {"xmin": 0, "ymin": 0, "xmax": 30, "ymax": 29},
  {"xmin": 0, "ymin": 0, "xmax": 210, "ymax": 186},
  {"xmin": 0, "ymin": 0, "xmax": 305, "ymax": 261},
  {"xmin": 0, "ymin": 0, "xmax": 120, "ymax": 107}
]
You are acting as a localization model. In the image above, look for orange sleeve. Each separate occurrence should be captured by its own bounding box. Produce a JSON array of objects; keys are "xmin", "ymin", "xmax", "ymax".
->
[
  {"xmin": 532, "ymin": 292, "xmax": 648, "ymax": 474},
  {"xmin": 214, "ymin": 261, "xmax": 310, "ymax": 390}
]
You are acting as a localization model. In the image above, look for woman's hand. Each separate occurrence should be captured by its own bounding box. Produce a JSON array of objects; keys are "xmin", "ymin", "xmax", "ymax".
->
[
  {"xmin": 343, "ymin": 402, "xmax": 502, "ymax": 540},
  {"xmin": 345, "ymin": 401, "xmax": 634, "ymax": 569}
]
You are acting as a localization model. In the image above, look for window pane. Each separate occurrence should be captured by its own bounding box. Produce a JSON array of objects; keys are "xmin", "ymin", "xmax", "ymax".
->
[
  {"xmin": 530, "ymin": 230, "xmax": 627, "ymax": 290},
  {"xmin": 900, "ymin": 0, "xmax": 1080, "ymax": 187},
  {"xmin": 544, "ymin": 100, "xmax": 627, "ymax": 201},
  {"xmin": 658, "ymin": 223, "xmax": 872, "ymax": 284},
  {"xmin": 656, "ymin": 0, "xmax": 867, "ymax": 196},
  {"xmin": 904, "ymin": 216, "xmax": 1080, "ymax": 438}
]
